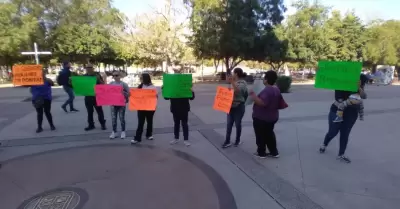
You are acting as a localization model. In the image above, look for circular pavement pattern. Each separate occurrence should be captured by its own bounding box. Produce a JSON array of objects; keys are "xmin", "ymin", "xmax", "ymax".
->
[
  {"xmin": 17, "ymin": 187, "xmax": 88, "ymax": 209},
  {"xmin": 0, "ymin": 144, "xmax": 236, "ymax": 209}
]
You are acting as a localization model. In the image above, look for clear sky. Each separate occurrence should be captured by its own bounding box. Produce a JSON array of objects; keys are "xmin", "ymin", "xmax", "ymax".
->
[{"xmin": 113, "ymin": 0, "xmax": 400, "ymax": 22}]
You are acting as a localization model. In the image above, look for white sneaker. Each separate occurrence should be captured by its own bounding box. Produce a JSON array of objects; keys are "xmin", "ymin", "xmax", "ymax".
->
[
  {"xmin": 170, "ymin": 139, "xmax": 180, "ymax": 145},
  {"xmin": 146, "ymin": 136, "xmax": 154, "ymax": 140},
  {"xmin": 120, "ymin": 131, "xmax": 126, "ymax": 139},
  {"xmin": 131, "ymin": 139, "xmax": 140, "ymax": 144},
  {"xmin": 183, "ymin": 141, "xmax": 191, "ymax": 147},
  {"xmin": 109, "ymin": 132, "xmax": 116, "ymax": 139}
]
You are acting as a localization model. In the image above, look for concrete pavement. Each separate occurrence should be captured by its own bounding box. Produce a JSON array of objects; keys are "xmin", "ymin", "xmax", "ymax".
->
[{"xmin": 1, "ymin": 84, "xmax": 400, "ymax": 209}]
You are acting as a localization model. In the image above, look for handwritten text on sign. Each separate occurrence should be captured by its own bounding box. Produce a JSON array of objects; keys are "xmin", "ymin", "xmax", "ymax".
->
[
  {"xmin": 12, "ymin": 65, "xmax": 44, "ymax": 86},
  {"xmin": 95, "ymin": 85, "xmax": 125, "ymax": 106},
  {"xmin": 315, "ymin": 61, "xmax": 362, "ymax": 92},
  {"xmin": 213, "ymin": 86, "xmax": 234, "ymax": 114},
  {"xmin": 129, "ymin": 89, "xmax": 157, "ymax": 111}
]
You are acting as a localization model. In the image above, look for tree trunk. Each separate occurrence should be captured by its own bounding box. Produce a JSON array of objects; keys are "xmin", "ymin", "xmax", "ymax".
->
[
  {"xmin": 224, "ymin": 57, "xmax": 243, "ymax": 75},
  {"xmin": 213, "ymin": 59, "xmax": 220, "ymax": 75}
]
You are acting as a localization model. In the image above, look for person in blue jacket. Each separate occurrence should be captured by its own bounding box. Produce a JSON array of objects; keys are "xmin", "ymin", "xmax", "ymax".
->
[
  {"xmin": 30, "ymin": 71, "xmax": 56, "ymax": 133},
  {"xmin": 58, "ymin": 61, "xmax": 79, "ymax": 112}
]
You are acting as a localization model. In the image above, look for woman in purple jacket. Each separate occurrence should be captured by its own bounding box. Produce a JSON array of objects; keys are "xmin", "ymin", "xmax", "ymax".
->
[{"xmin": 30, "ymin": 72, "xmax": 56, "ymax": 133}]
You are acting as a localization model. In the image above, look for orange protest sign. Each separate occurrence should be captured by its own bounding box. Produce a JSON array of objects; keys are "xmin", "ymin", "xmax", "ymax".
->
[
  {"xmin": 12, "ymin": 65, "xmax": 44, "ymax": 86},
  {"xmin": 213, "ymin": 86, "xmax": 234, "ymax": 113},
  {"xmin": 129, "ymin": 89, "xmax": 157, "ymax": 111}
]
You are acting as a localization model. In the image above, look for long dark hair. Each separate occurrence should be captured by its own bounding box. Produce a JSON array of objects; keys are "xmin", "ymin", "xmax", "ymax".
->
[
  {"xmin": 141, "ymin": 73, "xmax": 152, "ymax": 85},
  {"xmin": 233, "ymin": 68, "xmax": 247, "ymax": 78}
]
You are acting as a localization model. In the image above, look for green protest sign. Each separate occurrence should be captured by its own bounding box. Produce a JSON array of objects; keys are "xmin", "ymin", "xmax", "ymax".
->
[
  {"xmin": 71, "ymin": 76, "xmax": 97, "ymax": 96},
  {"xmin": 162, "ymin": 74, "xmax": 193, "ymax": 98},
  {"xmin": 315, "ymin": 61, "xmax": 362, "ymax": 92}
]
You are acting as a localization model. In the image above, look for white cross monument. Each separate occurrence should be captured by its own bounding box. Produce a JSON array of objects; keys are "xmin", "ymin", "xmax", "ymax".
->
[{"xmin": 21, "ymin": 42, "xmax": 52, "ymax": 64}]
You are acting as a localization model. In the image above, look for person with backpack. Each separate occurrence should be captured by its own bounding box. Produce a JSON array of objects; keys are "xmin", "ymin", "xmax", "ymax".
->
[
  {"xmin": 222, "ymin": 68, "xmax": 248, "ymax": 148},
  {"xmin": 83, "ymin": 64, "xmax": 106, "ymax": 131},
  {"xmin": 58, "ymin": 61, "xmax": 79, "ymax": 113}
]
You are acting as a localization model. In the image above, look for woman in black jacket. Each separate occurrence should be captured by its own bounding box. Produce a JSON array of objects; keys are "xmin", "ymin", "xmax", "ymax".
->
[{"xmin": 163, "ymin": 89, "xmax": 195, "ymax": 146}]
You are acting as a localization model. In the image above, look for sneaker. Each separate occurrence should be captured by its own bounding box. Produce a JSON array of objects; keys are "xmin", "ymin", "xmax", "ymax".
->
[
  {"xmin": 183, "ymin": 141, "xmax": 191, "ymax": 147},
  {"xmin": 61, "ymin": 106, "xmax": 68, "ymax": 113},
  {"xmin": 120, "ymin": 131, "xmax": 126, "ymax": 139},
  {"xmin": 130, "ymin": 139, "xmax": 141, "ymax": 144},
  {"xmin": 146, "ymin": 136, "xmax": 154, "ymax": 140},
  {"xmin": 170, "ymin": 139, "xmax": 180, "ymax": 145},
  {"xmin": 333, "ymin": 116, "xmax": 343, "ymax": 123},
  {"xmin": 337, "ymin": 155, "xmax": 351, "ymax": 163},
  {"xmin": 84, "ymin": 126, "xmax": 95, "ymax": 131},
  {"xmin": 266, "ymin": 153, "xmax": 280, "ymax": 158},
  {"xmin": 319, "ymin": 145, "xmax": 326, "ymax": 153},
  {"xmin": 70, "ymin": 109, "xmax": 79, "ymax": 112},
  {"xmin": 50, "ymin": 125, "xmax": 56, "ymax": 131},
  {"xmin": 253, "ymin": 152, "xmax": 267, "ymax": 159},
  {"xmin": 109, "ymin": 132, "xmax": 116, "ymax": 139},
  {"xmin": 234, "ymin": 141, "xmax": 243, "ymax": 147},
  {"xmin": 101, "ymin": 124, "xmax": 107, "ymax": 130},
  {"xmin": 36, "ymin": 127, "xmax": 43, "ymax": 133},
  {"xmin": 222, "ymin": 142, "xmax": 232, "ymax": 149}
]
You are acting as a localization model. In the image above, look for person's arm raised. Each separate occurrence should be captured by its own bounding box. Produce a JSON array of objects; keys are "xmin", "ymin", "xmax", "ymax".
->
[{"xmin": 249, "ymin": 90, "xmax": 266, "ymax": 107}]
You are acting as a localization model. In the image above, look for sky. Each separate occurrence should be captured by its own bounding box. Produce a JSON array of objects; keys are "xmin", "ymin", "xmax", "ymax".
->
[{"xmin": 113, "ymin": 0, "xmax": 400, "ymax": 22}]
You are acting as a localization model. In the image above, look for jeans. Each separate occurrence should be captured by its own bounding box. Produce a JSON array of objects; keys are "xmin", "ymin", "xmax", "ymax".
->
[
  {"xmin": 84, "ymin": 96, "xmax": 105, "ymax": 126},
  {"xmin": 34, "ymin": 99, "xmax": 54, "ymax": 128},
  {"xmin": 134, "ymin": 110, "xmax": 155, "ymax": 141},
  {"xmin": 225, "ymin": 103, "xmax": 245, "ymax": 144},
  {"xmin": 323, "ymin": 110, "xmax": 358, "ymax": 156},
  {"xmin": 111, "ymin": 105, "xmax": 126, "ymax": 132},
  {"xmin": 62, "ymin": 85, "xmax": 75, "ymax": 110},
  {"xmin": 172, "ymin": 111, "xmax": 189, "ymax": 141},
  {"xmin": 253, "ymin": 117, "xmax": 278, "ymax": 156}
]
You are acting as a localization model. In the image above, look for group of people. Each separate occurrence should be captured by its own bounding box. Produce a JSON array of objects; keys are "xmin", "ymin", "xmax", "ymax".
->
[{"xmin": 29, "ymin": 62, "xmax": 368, "ymax": 163}]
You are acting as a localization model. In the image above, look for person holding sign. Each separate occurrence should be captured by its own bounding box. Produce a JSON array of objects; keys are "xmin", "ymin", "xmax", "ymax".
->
[
  {"xmin": 250, "ymin": 71, "xmax": 287, "ymax": 158},
  {"xmin": 109, "ymin": 71, "xmax": 130, "ymax": 139},
  {"xmin": 58, "ymin": 61, "xmax": 79, "ymax": 113},
  {"xmin": 319, "ymin": 75, "xmax": 368, "ymax": 163},
  {"xmin": 83, "ymin": 64, "xmax": 107, "ymax": 131},
  {"xmin": 131, "ymin": 73, "xmax": 158, "ymax": 144},
  {"xmin": 163, "ymin": 86, "xmax": 195, "ymax": 147},
  {"xmin": 30, "ymin": 71, "xmax": 56, "ymax": 133},
  {"xmin": 222, "ymin": 68, "xmax": 248, "ymax": 149}
]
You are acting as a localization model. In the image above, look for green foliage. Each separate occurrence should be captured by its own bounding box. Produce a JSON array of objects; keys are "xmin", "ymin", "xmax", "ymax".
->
[
  {"xmin": 186, "ymin": 0, "xmax": 287, "ymax": 74},
  {"xmin": 276, "ymin": 76, "xmax": 292, "ymax": 93}
]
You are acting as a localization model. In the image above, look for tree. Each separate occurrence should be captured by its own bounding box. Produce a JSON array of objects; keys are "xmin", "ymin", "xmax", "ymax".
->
[
  {"xmin": 114, "ymin": 0, "xmax": 189, "ymax": 69},
  {"xmin": 186, "ymin": 0, "xmax": 286, "ymax": 74},
  {"xmin": 0, "ymin": 2, "xmax": 37, "ymax": 66},
  {"xmin": 363, "ymin": 20, "xmax": 400, "ymax": 67}
]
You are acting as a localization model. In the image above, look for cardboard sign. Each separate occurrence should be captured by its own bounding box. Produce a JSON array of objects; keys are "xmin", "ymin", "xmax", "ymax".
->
[
  {"xmin": 95, "ymin": 85, "xmax": 125, "ymax": 106},
  {"xmin": 245, "ymin": 79, "xmax": 264, "ymax": 105},
  {"xmin": 213, "ymin": 86, "xmax": 234, "ymax": 113},
  {"xmin": 129, "ymin": 89, "xmax": 157, "ymax": 111},
  {"xmin": 71, "ymin": 76, "xmax": 97, "ymax": 96},
  {"xmin": 162, "ymin": 74, "xmax": 192, "ymax": 98},
  {"xmin": 12, "ymin": 65, "xmax": 44, "ymax": 86},
  {"xmin": 315, "ymin": 61, "xmax": 362, "ymax": 92}
]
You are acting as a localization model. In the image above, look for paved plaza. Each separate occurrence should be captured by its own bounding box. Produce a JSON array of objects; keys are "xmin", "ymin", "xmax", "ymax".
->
[{"xmin": 0, "ymin": 83, "xmax": 400, "ymax": 209}]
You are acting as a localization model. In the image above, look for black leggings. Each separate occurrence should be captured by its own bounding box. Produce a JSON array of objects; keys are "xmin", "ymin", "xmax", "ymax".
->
[
  {"xmin": 253, "ymin": 117, "xmax": 278, "ymax": 156},
  {"xmin": 35, "ymin": 99, "xmax": 54, "ymax": 128},
  {"xmin": 134, "ymin": 110, "xmax": 155, "ymax": 141},
  {"xmin": 173, "ymin": 111, "xmax": 189, "ymax": 141}
]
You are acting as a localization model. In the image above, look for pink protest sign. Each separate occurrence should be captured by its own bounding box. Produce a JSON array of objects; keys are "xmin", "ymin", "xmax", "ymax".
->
[{"xmin": 95, "ymin": 85, "xmax": 125, "ymax": 106}]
